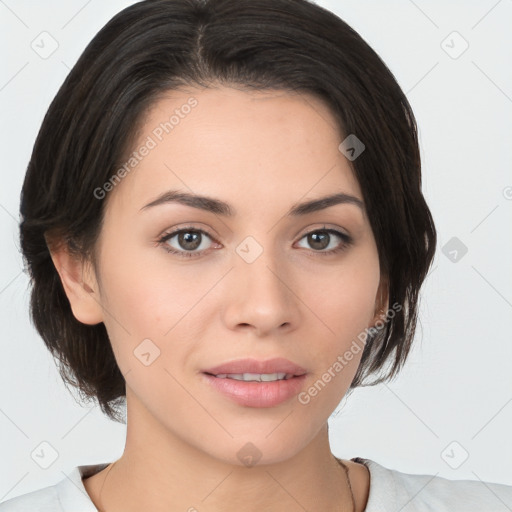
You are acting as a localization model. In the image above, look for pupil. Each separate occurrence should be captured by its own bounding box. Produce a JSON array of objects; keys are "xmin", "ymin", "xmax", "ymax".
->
[
  {"xmin": 309, "ymin": 231, "xmax": 329, "ymax": 250},
  {"xmin": 179, "ymin": 231, "xmax": 201, "ymax": 250}
]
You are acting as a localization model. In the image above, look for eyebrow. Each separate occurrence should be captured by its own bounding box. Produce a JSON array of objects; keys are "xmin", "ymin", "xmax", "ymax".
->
[{"xmin": 140, "ymin": 190, "xmax": 364, "ymax": 216}]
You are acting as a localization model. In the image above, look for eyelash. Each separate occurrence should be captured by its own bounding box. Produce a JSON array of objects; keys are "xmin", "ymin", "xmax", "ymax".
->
[{"xmin": 157, "ymin": 225, "xmax": 353, "ymax": 259}]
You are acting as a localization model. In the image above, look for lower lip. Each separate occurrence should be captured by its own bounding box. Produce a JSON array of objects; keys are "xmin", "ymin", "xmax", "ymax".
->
[{"xmin": 202, "ymin": 373, "xmax": 307, "ymax": 407}]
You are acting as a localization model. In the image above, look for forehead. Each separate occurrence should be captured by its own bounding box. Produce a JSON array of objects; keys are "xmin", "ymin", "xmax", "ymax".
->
[{"xmin": 108, "ymin": 86, "xmax": 363, "ymax": 215}]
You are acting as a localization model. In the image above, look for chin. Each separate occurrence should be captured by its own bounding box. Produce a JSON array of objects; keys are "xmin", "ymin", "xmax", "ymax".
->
[{"xmin": 195, "ymin": 424, "xmax": 321, "ymax": 469}]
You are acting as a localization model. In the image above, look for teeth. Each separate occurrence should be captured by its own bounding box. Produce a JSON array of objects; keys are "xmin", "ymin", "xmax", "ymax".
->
[{"xmin": 215, "ymin": 372, "xmax": 288, "ymax": 382}]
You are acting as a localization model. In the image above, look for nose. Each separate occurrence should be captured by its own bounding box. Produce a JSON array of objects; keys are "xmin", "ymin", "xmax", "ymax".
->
[{"xmin": 221, "ymin": 246, "xmax": 301, "ymax": 337}]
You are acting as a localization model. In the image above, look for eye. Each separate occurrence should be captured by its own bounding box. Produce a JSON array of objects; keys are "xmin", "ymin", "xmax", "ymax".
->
[
  {"xmin": 295, "ymin": 228, "xmax": 353, "ymax": 255},
  {"xmin": 158, "ymin": 227, "xmax": 218, "ymax": 258}
]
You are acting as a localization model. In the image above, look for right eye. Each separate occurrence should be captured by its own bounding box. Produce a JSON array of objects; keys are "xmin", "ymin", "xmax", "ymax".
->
[{"xmin": 158, "ymin": 228, "xmax": 220, "ymax": 258}]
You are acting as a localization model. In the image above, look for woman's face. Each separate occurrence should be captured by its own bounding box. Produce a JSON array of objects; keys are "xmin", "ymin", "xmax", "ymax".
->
[{"xmin": 88, "ymin": 86, "xmax": 385, "ymax": 465}]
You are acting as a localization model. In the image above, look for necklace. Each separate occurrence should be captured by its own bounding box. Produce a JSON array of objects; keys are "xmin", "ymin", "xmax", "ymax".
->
[
  {"xmin": 335, "ymin": 457, "xmax": 356, "ymax": 512},
  {"xmin": 97, "ymin": 459, "xmax": 116, "ymax": 512},
  {"xmin": 97, "ymin": 456, "xmax": 355, "ymax": 512}
]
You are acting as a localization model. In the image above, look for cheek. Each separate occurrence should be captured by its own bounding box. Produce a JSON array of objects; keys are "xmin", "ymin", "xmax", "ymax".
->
[
  {"xmin": 298, "ymin": 252, "xmax": 379, "ymax": 399},
  {"xmin": 306, "ymin": 256, "xmax": 379, "ymax": 344},
  {"xmin": 98, "ymin": 240, "xmax": 200, "ymax": 327},
  {"xmin": 95, "ymin": 245, "xmax": 219, "ymax": 374}
]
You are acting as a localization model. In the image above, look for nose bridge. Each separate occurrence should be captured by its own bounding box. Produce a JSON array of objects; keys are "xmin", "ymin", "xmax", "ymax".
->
[
  {"xmin": 224, "ymin": 235, "xmax": 299, "ymax": 333},
  {"xmin": 237, "ymin": 238, "xmax": 289, "ymax": 302}
]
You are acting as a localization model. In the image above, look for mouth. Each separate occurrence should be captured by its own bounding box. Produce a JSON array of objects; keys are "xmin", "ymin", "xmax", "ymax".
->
[{"xmin": 201, "ymin": 358, "xmax": 307, "ymax": 407}]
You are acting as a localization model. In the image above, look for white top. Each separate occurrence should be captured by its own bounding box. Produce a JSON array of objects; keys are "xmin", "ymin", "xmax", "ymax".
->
[{"xmin": 1, "ymin": 457, "xmax": 511, "ymax": 511}]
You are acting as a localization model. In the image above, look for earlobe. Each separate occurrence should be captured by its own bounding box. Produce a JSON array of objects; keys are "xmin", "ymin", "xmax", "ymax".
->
[{"xmin": 48, "ymin": 242, "xmax": 104, "ymax": 325}]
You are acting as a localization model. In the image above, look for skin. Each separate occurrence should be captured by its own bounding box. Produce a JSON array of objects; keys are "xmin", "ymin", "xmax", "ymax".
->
[{"xmin": 51, "ymin": 85, "xmax": 389, "ymax": 512}]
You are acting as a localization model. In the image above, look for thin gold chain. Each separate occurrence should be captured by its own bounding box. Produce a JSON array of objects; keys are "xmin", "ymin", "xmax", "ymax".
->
[
  {"xmin": 335, "ymin": 457, "xmax": 356, "ymax": 512},
  {"xmin": 97, "ymin": 459, "xmax": 117, "ymax": 512}
]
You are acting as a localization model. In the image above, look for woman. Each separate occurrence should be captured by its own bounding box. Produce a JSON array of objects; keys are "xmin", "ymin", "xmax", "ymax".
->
[{"xmin": 1, "ymin": 0, "xmax": 510, "ymax": 510}]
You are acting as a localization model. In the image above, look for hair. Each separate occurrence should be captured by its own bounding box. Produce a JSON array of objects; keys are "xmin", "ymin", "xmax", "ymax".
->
[{"xmin": 19, "ymin": 0, "xmax": 436, "ymax": 422}]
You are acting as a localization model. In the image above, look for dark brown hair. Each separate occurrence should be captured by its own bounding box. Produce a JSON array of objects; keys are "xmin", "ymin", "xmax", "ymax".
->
[{"xmin": 19, "ymin": 0, "xmax": 436, "ymax": 422}]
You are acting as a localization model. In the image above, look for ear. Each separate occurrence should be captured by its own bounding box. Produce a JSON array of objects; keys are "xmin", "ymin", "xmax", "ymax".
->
[
  {"xmin": 369, "ymin": 275, "xmax": 390, "ymax": 327},
  {"xmin": 48, "ymin": 241, "xmax": 104, "ymax": 325}
]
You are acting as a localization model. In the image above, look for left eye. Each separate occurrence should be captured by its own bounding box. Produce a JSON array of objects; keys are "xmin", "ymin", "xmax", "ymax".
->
[{"xmin": 296, "ymin": 229, "xmax": 350, "ymax": 252}]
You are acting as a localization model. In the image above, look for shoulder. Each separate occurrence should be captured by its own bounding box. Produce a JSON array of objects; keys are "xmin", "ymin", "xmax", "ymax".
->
[
  {"xmin": 0, "ymin": 463, "xmax": 108, "ymax": 512},
  {"xmin": 352, "ymin": 457, "xmax": 512, "ymax": 512}
]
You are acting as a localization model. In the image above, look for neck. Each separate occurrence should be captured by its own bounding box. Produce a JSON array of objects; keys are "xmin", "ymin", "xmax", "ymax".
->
[{"xmin": 87, "ymin": 390, "xmax": 357, "ymax": 512}]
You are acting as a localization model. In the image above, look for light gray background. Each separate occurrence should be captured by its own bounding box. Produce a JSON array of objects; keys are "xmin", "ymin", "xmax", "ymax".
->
[{"xmin": 1, "ymin": 0, "xmax": 511, "ymax": 502}]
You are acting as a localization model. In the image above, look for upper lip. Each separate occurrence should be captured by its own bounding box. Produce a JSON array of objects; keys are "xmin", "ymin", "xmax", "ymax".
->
[{"xmin": 203, "ymin": 357, "xmax": 307, "ymax": 376}]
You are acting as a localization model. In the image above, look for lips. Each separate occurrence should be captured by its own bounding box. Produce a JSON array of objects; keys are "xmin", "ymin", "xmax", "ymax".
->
[{"xmin": 201, "ymin": 358, "xmax": 308, "ymax": 407}]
